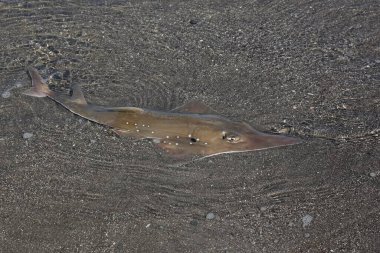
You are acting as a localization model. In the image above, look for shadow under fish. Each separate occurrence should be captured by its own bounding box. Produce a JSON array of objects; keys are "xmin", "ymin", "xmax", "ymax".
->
[{"xmin": 24, "ymin": 67, "xmax": 302, "ymax": 159}]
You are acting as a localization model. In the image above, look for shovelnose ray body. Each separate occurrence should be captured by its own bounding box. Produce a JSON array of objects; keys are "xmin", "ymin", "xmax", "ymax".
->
[{"xmin": 24, "ymin": 67, "xmax": 302, "ymax": 159}]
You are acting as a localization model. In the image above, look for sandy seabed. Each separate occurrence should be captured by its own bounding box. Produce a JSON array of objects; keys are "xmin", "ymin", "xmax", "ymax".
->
[{"xmin": 0, "ymin": 1, "xmax": 379, "ymax": 252}]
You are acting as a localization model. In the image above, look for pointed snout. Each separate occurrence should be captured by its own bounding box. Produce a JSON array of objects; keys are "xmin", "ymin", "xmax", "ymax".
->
[{"xmin": 246, "ymin": 133, "xmax": 302, "ymax": 150}]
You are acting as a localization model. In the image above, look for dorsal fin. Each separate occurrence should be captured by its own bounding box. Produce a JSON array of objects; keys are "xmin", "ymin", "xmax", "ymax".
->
[
  {"xmin": 171, "ymin": 100, "xmax": 218, "ymax": 114},
  {"xmin": 70, "ymin": 83, "xmax": 87, "ymax": 105}
]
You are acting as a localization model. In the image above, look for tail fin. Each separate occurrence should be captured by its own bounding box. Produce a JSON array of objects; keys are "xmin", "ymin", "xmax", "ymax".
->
[{"xmin": 23, "ymin": 67, "xmax": 52, "ymax": 97}]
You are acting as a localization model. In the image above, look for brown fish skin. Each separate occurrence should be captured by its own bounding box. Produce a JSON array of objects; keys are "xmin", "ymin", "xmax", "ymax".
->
[{"xmin": 24, "ymin": 67, "xmax": 302, "ymax": 159}]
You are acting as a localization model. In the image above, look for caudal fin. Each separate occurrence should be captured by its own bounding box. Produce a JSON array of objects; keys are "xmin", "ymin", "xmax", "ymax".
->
[{"xmin": 23, "ymin": 67, "xmax": 53, "ymax": 97}]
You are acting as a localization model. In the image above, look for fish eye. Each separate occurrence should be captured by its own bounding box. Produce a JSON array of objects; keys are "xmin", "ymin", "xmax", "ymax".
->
[
  {"xmin": 222, "ymin": 131, "xmax": 240, "ymax": 143},
  {"xmin": 190, "ymin": 137, "xmax": 197, "ymax": 143}
]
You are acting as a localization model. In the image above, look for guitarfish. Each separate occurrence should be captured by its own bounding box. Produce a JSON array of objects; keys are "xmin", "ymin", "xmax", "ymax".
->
[{"xmin": 24, "ymin": 67, "xmax": 301, "ymax": 159}]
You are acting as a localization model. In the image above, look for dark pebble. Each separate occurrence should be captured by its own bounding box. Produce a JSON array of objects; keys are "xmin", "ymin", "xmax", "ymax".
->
[{"xmin": 62, "ymin": 70, "xmax": 70, "ymax": 80}]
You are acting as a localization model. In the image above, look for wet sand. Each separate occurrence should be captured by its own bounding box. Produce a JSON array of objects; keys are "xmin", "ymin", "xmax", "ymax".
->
[{"xmin": 0, "ymin": 1, "xmax": 379, "ymax": 252}]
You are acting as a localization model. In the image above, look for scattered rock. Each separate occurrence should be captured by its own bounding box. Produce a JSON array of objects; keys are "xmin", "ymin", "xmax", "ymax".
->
[
  {"xmin": 22, "ymin": 132, "xmax": 33, "ymax": 139},
  {"xmin": 190, "ymin": 220, "xmax": 198, "ymax": 226},
  {"xmin": 302, "ymin": 214, "xmax": 313, "ymax": 228},
  {"xmin": 278, "ymin": 127, "xmax": 291, "ymax": 134},
  {"xmin": 2, "ymin": 82, "xmax": 23, "ymax": 99},
  {"xmin": 1, "ymin": 91, "xmax": 11, "ymax": 98},
  {"xmin": 206, "ymin": 212, "xmax": 215, "ymax": 220},
  {"xmin": 62, "ymin": 69, "xmax": 71, "ymax": 80}
]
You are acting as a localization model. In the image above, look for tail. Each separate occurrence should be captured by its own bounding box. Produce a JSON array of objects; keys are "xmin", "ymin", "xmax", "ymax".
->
[
  {"xmin": 24, "ymin": 67, "xmax": 88, "ymax": 106},
  {"xmin": 23, "ymin": 67, "xmax": 53, "ymax": 97}
]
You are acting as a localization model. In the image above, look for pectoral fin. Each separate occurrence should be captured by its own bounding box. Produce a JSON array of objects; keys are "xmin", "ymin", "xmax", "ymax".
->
[
  {"xmin": 155, "ymin": 138, "xmax": 199, "ymax": 160},
  {"xmin": 112, "ymin": 128, "xmax": 131, "ymax": 136},
  {"xmin": 156, "ymin": 143, "xmax": 193, "ymax": 159},
  {"xmin": 111, "ymin": 128, "xmax": 149, "ymax": 142}
]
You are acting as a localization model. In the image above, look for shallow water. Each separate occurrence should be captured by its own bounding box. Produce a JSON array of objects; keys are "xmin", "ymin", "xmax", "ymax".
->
[{"xmin": 0, "ymin": 1, "xmax": 379, "ymax": 252}]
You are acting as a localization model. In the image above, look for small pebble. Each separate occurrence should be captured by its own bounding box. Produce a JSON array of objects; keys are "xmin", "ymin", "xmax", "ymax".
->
[
  {"xmin": 370, "ymin": 171, "xmax": 379, "ymax": 177},
  {"xmin": 22, "ymin": 132, "xmax": 33, "ymax": 139},
  {"xmin": 278, "ymin": 127, "xmax": 291, "ymax": 134},
  {"xmin": 190, "ymin": 220, "xmax": 198, "ymax": 226},
  {"xmin": 1, "ymin": 91, "xmax": 11, "ymax": 98},
  {"xmin": 206, "ymin": 212, "xmax": 215, "ymax": 220},
  {"xmin": 302, "ymin": 214, "xmax": 313, "ymax": 228},
  {"xmin": 15, "ymin": 82, "xmax": 23, "ymax": 88},
  {"xmin": 62, "ymin": 70, "xmax": 70, "ymax": 80}
]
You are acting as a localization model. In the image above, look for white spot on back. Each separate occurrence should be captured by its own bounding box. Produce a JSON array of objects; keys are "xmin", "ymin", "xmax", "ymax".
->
[
  {"xmin": 166, "ymin": 136, "xmax": 169, "ymax": 139},
  {"xmin": 151, "ymin": 131, "xmax": 155, "ymax": 134},
  {"xmin": 188, "ymin": 134, "xmax": 192, "ymax": 138}
]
